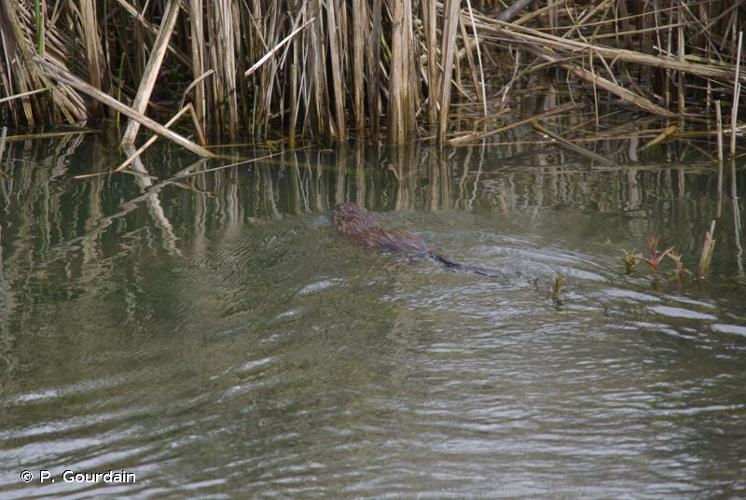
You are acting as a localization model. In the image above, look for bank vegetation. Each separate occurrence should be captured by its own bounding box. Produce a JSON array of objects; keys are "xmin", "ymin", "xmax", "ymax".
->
[{"xmin": 0, "ymin": 0, "xmax": 744, "ymax": 155}]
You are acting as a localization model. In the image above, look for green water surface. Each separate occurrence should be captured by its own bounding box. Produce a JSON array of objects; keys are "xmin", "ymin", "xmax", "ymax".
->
[{"xmin": 0, "ymin": 137, "xmax": 745, "ymax": 498}]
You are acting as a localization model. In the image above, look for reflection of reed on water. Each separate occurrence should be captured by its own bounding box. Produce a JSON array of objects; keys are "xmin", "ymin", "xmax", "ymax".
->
[
  {"xmin": 1, "ymin": 135, "xmax": 744, "ymax": 251},
  {"xmin": 0, "ymin": 137, "xmax": 744, "ymax": 374}
]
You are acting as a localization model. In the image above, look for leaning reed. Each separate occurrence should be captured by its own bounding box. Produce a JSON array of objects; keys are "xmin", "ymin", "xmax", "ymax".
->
[{"xmin": 0, "ymin": 0, "xmax": 744, "ymax": 148}]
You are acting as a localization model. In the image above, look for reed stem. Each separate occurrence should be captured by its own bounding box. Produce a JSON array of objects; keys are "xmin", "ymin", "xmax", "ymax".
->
[{"xmin": 0, "ymin": 0, "xmax": 741, "ymax": 151}]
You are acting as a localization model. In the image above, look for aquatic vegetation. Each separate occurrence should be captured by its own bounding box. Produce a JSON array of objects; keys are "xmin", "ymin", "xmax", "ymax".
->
[
  {"xmin": 623, "ymin": 250, "xmax": 642, "ymax": 275},
  {"xmin": 623, "ymin": 225, "xmax": 719, "ymax": 286},
  {"xmin": 552, "ymin": 274, "xmax": 564, "ymax": 306},
  {"xmin": 666, "ymin": 251, "xmax": 691, "ymax": 284},
  {"xmin": 638, "ymin": 236, "xmax": 674, "ymax": 276}
]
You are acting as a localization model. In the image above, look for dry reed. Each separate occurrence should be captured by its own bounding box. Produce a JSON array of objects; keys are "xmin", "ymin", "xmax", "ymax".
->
[{"xmin": 0, "ymin": 0, "xmax": 743, "ymax": 152}]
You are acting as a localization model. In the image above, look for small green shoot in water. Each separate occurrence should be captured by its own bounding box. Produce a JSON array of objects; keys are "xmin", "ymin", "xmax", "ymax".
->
[
  {"xmin": 623, "ymin": 250, "xmax": 641, "ymax": 274},
  {"xmin": 552, "ymin": 274, "xmax": 564, "ymax": 306}
]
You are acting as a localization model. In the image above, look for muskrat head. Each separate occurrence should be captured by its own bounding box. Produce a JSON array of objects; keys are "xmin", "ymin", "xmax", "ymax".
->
[{"xmin": 333, "ymin": 203, "xmax": 379, "ymax": 235}]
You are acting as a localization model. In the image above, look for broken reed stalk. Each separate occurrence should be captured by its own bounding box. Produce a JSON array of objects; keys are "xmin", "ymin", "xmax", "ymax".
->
[
  {"xmin": 697, "ymin": 220, "xmax": 716, "ymax": 278},
  {"xmin": 0, "ymin": 87, "xmax": 49, "ymax": 104},
  {"xmin": 189, "ymin": 109, "xmax": 208, "ymax": 147},
  {"xmin": 638, "ymin": 125, "xmax": 678, "ymax": 152},
  {"xmin": 530, "ymin": 120, "xmax": 614, "ymax": 165},
  {"xmin": 0, "ymin": 130, "xmax": 97, "ymax": 142},
  {"xmin": 243, "ymin": 18, "xmax": 316, "ymax": 79},
  {"xmin": 74, "ymin": 104, "xmax": 203, "ymax": 179},
  {"xmin": 113, "ymin": 0, "xmax": 174, "ymax": 45},
  {"xmin": 114, "ymin": 105, "xmax": 198, "ymax": 174},
  {"xmin": 178, "ymin": 70, "xmax": 215, "ymax": 116},
  {"xmin": 34, "ymin": 58, "xmax": 215, "ymax": 158},
  {"xmin": 475, "ymin": 17, "xmax": 746, "ymax": 84},
  {"xmin": 121, "ymin": 0, "xmax": 181, "ymax": 145},
  {"xmin": 449, "ymin": 101, "xmax": 576, "ymax": 144},
  {"xmin": 532, "ymin": 47, "xmax": 679, "ymax": 119},
  {"xmin": 167, "ymin": 150, "xmax": 297, "ymax": 181}
]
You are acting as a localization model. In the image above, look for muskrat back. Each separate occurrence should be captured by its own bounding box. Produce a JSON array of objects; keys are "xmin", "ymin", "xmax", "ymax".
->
[
  {"xmin": 333, "ymin": 203, "xmax": 498, "ymax": 277},
  {"xmin": 333, "ymin": 203, "xmax": 430, "ymax": 255},
  {"xmin": 333, "ymin": 202, "xmax": 380, "ymax": 236}
]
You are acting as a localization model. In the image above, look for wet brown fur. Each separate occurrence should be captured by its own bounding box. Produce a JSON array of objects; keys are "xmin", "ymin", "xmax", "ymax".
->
[
  {"xmin": 333, "ymin": 203, "xmax": 498, "ymax": 278},
  {"xmin": 333, "ymin": 203, "xmax": 430, "ymax": 255}
]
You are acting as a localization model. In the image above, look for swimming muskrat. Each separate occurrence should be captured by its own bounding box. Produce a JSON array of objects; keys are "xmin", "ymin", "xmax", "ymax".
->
[{"xmin": 333, "ymin": 203, "xmax": 497, "ymax": 277}]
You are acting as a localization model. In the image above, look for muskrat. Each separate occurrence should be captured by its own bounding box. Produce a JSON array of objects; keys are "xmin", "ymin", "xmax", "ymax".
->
[{"xmin": 333, "ymin": 202, "xmax": 497, "ymax": 277}]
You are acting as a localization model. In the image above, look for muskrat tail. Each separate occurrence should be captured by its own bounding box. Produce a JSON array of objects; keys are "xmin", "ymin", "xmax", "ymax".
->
[
  {"xmin": 430, "ymin": 252, "xmax": 500, "ymax": 278},
  {"xmin": 430, "ymin": 252, "xmax": 461, "ymax": 269}
]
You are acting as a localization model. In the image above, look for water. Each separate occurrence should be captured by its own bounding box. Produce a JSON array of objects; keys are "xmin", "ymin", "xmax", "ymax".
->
[{"xmin": 1, "ymin": 137, "xmax": 745, "ymax": 497}]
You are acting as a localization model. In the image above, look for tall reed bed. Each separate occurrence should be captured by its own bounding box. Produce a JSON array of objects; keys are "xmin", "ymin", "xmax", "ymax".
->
[{"xmin": 0, "ymin": 1, "xmax": 744, "ymax": 149}]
